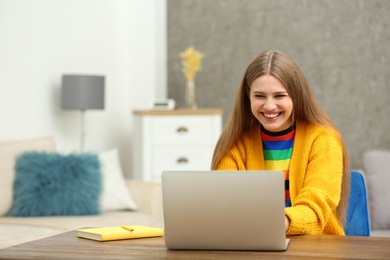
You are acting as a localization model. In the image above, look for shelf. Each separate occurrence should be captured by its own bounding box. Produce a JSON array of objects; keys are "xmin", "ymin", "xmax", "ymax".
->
[{"xmin": 133, "ymin": 108, "xmax": 223, "ymax": 116}]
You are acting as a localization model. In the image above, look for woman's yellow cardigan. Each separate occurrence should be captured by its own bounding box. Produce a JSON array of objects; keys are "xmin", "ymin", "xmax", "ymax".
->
[{"xmin": 215, "ymin": 121, "xmax": 345, "ymax": 235}]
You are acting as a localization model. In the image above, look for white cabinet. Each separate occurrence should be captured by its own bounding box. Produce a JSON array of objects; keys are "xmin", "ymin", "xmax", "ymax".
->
[{"xmin": 132, "ymin": 109, "xmax": 223, "ymax": 181}]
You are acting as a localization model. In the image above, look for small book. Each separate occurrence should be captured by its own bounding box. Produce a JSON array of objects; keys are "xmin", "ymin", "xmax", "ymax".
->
[{"xmin": 77, "ymin": 225, "xmax": 164, "ymax": 241}]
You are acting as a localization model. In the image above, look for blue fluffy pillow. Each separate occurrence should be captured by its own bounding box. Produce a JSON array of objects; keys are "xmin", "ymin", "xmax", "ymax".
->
[{"xmin": 9, "ymin": 152, "xmax": 102, "ymax": 217}]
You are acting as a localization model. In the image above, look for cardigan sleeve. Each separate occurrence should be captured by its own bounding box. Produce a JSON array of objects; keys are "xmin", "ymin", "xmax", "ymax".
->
[
  {"xmin": 215, "ymin": 127, "xmax": 264, "ymax": 171},
  {"xmin": 285, "ymin": 125, "xmax": 344, "ymax": 235},
  {"xmin": 215, "ymin": 143, "xmax": 247, "ymax": 170}
]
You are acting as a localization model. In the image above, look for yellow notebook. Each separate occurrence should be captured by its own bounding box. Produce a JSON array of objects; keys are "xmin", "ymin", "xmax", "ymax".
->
[{"xmin": 77, "ymin": 225, "xmax": 164, "ymax": 241}]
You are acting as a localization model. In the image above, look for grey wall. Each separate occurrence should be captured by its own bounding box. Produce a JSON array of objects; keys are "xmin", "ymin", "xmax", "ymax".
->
[{"xmin": 167, "ymin": 0, "xmax": 390, "ymax": 170}]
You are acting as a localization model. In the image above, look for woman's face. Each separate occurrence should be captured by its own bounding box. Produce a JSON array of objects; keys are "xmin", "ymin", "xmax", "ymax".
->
[{"xmin": 248, "ymin": 75, "xmax": 293, "ymax": 132}]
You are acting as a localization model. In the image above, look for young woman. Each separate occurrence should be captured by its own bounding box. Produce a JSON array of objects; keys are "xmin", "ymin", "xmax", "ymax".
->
[{"xmin": 211, "ymin": 50, "xmax": 350, "ymax": 235}]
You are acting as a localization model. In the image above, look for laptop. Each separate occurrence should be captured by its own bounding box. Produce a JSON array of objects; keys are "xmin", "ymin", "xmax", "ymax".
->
[{"xmin": 161, "ymin": 170, "xmax": 290, "ymax": 251}]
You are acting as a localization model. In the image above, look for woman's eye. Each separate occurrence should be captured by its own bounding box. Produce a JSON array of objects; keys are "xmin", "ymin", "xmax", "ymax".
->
[{"xmin": 254, "ymin": 95, "xmax": 265, "ymax": 98}]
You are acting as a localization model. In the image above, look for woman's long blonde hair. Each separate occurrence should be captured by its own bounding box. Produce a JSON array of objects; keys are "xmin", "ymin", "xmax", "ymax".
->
[{"xmin": 211, "ymin": 50, "xmax": 350, "ymax": 224}]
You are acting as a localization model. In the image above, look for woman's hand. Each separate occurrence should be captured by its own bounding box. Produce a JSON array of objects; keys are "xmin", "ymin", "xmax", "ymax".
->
[{"xmin": 285, "ymin": 215, "xmax": 290, "ymax": 231}]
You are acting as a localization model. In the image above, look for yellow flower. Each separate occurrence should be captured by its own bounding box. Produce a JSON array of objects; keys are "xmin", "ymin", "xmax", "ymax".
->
[{"xmin": 180, "ymin": 46, "xmax": 203, "ymax": 82}]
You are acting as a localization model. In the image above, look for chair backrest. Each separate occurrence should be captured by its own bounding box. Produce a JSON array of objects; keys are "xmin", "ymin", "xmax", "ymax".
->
[{"xmin": 344, "ymin": 171, "xmax": 371, "ymax": 236}]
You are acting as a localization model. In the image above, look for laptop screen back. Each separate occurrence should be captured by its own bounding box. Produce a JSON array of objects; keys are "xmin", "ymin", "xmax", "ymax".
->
[{"xmin": 161, "ymin": 170, "xmax": 289, "ymax": 251}]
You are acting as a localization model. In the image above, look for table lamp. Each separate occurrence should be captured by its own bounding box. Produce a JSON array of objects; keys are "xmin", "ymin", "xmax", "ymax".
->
[{"xmin": 61, "ymin": 75, "xmax": 105, "ymax": 152}]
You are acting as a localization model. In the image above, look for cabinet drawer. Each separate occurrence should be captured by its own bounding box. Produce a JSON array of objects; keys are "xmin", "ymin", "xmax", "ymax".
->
[
  {"xmin": 150, "ymin": 116, "xmax": 213, "ymax": 145},
  {"xmin": 151, "ymin": 147, "xmax": 213, "ymax": 180}
]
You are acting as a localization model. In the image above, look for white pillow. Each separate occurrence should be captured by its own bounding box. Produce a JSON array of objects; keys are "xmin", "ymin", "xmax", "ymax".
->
[
  {"xmin": 99, "ymin": 149, "xmax": 138, "ymax": 211},
  {"xmin": 363, "ymin": 150, "xmax": 390, "ymax": 230}
]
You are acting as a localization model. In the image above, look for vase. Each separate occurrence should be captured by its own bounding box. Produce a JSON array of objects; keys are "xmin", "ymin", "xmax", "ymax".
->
[{"xmin": 186, "ymin": 80, "xmax": 197, "ymax": 110}]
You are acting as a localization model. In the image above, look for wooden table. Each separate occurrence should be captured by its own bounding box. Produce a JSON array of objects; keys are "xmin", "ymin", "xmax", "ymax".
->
[{"xmin": 1, "ymin": 230, "xmax": 389, "ymax": 259}]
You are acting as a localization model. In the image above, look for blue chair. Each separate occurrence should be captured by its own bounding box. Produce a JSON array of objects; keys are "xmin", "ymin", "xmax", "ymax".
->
[{"xmin": 344, "ymin": 171, "xmax": 371, "ymax": 236}]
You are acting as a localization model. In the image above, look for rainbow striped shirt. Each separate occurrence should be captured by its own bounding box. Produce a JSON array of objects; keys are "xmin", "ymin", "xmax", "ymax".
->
[{"xmin": 261, "ymin": 124, "xmax": 295, "ymax": 207}]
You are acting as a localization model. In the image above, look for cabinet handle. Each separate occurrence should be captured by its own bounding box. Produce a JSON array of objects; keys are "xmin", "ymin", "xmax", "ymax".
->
[
  {"xmin": 176, "ymin": 126, "xmax": 188, "ymax": 133},
  {"xmin": 177, "ymin": 157, "xmax": 189, "ymax": 164}
]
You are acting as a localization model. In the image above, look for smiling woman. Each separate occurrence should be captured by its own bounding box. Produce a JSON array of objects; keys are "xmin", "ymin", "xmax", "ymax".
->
[{"xmin": 211, "ymin": 50, "xmax": 350, "ymax": 237}]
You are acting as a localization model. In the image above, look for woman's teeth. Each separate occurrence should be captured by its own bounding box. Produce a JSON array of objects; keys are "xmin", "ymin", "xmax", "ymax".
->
[{"xmin": 263, "ymin": 113, "xmax": 280, "ymax": 118}]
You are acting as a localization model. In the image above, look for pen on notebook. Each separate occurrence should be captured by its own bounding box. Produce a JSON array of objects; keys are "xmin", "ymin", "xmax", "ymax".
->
[{"xmin": 121, "ymin": 226, "xmax": 134, "ymax": 232}]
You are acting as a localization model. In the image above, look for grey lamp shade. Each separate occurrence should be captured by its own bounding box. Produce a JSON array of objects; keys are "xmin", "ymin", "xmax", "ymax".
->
[{"xmin": 61, "ymin": 75, "xmax": 105, "ymax": 110}]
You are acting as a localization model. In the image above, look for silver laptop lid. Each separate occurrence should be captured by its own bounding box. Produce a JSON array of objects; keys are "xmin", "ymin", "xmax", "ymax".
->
[{"xmin": 162, "ymin": 170, "xmax": 288, "ymax": 251}]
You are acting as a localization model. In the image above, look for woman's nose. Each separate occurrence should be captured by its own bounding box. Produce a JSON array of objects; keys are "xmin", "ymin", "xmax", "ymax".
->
[{"xmin": 263, "ymin": 98, "xmax": 276, "ymax": 110}]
